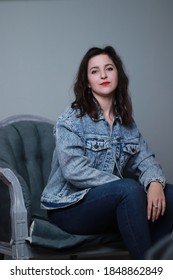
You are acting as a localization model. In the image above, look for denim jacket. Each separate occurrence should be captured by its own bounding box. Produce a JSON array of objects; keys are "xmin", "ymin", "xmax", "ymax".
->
[{"xmin": 41, "ymin": 106, "xmax": 166, "ymax": 209}]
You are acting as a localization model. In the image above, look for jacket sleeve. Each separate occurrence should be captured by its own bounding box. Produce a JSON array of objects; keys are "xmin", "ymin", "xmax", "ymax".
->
[
  {"xmin": 127, "ymin": 124, "xmax": 166, "ymax": 190},
  {"xmin": 54, "ymin": 120, "xmax": 119, "ymax": 189}
]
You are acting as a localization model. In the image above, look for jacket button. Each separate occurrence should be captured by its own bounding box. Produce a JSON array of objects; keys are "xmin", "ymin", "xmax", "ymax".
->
[
  {"xmin": 94, "ymin": 144, "xmax": 99, "ymax": 149},
  {"xmin": 116, "ymin": 136, "xmax": 121, "ymax": 142}
]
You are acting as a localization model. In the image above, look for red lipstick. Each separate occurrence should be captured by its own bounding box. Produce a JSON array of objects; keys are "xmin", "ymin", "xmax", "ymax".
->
[{"xmin": 100, "ymin": 82, "xmax": 110, "ymax": 86}]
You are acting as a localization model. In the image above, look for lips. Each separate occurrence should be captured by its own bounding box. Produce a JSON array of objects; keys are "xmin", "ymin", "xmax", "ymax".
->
[{"xmin": 100, "ymin": 82, "xmax": 110, "ymax": 86}]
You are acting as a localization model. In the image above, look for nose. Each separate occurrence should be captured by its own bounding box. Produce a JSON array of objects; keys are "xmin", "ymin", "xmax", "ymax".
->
[{"xmin": 100, "ymin": 69, "xmax": 107, "ymax": 79}]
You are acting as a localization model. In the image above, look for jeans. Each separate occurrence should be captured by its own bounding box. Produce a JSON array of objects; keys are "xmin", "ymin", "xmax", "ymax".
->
[{"xmin": 48, "ymin": 179, "xmax": 173, "ymax": 259}]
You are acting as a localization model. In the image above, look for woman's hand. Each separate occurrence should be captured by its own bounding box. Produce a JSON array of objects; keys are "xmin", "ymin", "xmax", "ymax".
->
[{"xmin": 147, "ymin": 182, "xmax": 166, "ymax": 222}]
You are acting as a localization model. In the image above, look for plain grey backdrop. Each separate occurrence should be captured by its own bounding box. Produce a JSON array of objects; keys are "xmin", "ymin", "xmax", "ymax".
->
[{"xmin": 0, "ymin": 0, "xmax": 173, "ymax": 182}]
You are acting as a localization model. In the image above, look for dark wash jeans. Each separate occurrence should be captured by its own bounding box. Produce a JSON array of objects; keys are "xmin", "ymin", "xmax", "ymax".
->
[{"xmin": 48, "ymin": 178, "xmax": 173, "ymax": 259}]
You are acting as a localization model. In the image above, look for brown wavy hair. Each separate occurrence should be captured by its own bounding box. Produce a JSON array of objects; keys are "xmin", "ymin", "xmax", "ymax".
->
[{"xmin": 71, "ymin": 46, "xmax": 133, "ymax": 126}]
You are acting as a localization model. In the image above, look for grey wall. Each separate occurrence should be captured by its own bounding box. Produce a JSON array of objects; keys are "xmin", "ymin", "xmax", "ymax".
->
[{"xmin": 0, "ymin": 0, "xmax": 173, "ymax": 182}]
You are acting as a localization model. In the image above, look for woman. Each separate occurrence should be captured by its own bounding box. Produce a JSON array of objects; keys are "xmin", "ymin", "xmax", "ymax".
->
[{"xmin": 41, "ymin": 46, "xmax": 173, "ymax": 259}]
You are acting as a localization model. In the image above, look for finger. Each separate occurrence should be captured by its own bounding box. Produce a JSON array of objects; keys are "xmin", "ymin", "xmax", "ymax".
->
[
  {"xmin": 151, "ymin": 201, "xmax": 160, "ymax": 222},
  {"xmin": 161, "ymin": 199, "xmax": 166, "ymax": 216},
  {"xmin": 152, "ymin": 205, "xmax": 158, "ymax": 222},
  {"xmin": 155, "ymin": 202, "xmax": 162, "ymax": 220},
  {"xmin": 147, "ymin": 201, "xmax": 153, "ymax": 220}
]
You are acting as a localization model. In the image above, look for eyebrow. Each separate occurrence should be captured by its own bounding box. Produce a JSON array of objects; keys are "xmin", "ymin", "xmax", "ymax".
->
[{"xmin": 89, "ymin": 63, "xmax": 114, "ymax": 71}]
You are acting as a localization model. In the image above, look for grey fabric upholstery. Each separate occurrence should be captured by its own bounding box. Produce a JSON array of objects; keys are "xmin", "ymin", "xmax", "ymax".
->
[
  {"xmin": 0, "ymin": 118, "xmax": 54, "ymax": 216},
  {"xmin": 0, "ymin": 115, "xmax": 129, "ymax": 260}
]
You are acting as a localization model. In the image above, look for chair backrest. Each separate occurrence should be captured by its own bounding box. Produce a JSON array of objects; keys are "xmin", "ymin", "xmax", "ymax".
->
[{"xmin": 0, "ymin": 115, "xmax": 55, "ymax": 222}]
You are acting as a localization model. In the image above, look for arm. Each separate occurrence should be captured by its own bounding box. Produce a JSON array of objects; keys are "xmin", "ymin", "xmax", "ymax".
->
[
  {"xmin": 128, "ymin": 123, "xmax": 166, "ymax": 221},
  {"xmin": 54, "ymin": 120, "xmax": 119, "ymax": 188},
  {"xmin": 128, "ymin": 124, "xmax": 166, "ymax": 191}
]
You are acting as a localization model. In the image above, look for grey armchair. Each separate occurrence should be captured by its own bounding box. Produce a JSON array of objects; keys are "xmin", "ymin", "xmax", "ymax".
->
[{"xmin": 0, "ymin": 114, "xmax": 129, "ymax": 260}]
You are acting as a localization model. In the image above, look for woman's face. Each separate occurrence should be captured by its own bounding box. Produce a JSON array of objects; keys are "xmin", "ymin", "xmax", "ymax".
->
[{"xmin": 87, "ymin": 54, "xmax": 118, "ymax": 99}]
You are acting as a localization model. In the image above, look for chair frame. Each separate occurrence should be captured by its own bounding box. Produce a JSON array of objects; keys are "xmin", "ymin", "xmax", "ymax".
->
[{"xmin": 0, "ymin": 115, "xmax": 55, "ymax": 259}]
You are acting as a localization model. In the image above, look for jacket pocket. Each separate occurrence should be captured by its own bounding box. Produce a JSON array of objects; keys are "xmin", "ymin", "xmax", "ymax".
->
[
  {"xmin": 122, "ymin": 142, "xmax": 140, "ymax": 155},
  {"xmin": 119, "ymin": 139, "xmax": 140, "ymax": 168},
  {"xmin": 85, "ymin": 138, "xmax": 109, "ymax": 151},
  {"xmin": 85, "ymin": 137, "xmax": 110, "ymax": 168}
]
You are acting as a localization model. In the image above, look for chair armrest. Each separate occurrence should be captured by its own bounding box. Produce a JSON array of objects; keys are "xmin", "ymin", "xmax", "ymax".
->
[{"xmin": 0, "ymin": 167, "xmax": 29, "ymax": 243}]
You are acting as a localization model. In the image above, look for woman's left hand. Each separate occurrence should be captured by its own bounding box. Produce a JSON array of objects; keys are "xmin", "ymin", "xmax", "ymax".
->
[{"xmin": 147, "ymin": 182, "xmax": 166, "ymax": 222}]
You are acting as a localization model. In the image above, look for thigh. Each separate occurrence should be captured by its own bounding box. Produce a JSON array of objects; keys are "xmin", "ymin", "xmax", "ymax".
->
[
  {"xmin": 48, "ymin": 181, "xmax": 120, "ymax": 234},
  {"xmin": 48, "ymin": 178, "xmax": 143, "ymax": 235}
]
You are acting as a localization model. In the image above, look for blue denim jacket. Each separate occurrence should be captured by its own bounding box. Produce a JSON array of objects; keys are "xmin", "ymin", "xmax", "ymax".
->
[{"xmin": 41, "ymin": 106, "xmax": 166, "ymax": 209}]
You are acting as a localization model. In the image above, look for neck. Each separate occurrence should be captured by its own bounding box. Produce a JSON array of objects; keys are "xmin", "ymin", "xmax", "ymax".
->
[
  {"xmin": 103, "ymin": 109, "xmax": 115, "ymax": 126},
  {"xmin": 95, "ymin": 95, "xmax": 115, "ymax": 125}
]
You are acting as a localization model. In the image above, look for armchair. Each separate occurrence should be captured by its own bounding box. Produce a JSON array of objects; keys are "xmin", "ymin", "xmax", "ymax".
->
[{"xmin": 0, "ymin": 114, "xmax": 129, "ymax": 260}]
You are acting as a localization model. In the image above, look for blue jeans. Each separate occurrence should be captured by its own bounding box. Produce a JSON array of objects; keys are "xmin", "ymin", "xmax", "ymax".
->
[{"xmin": 48, "ymin": 179, "xmax": 173, "ymax": 259}]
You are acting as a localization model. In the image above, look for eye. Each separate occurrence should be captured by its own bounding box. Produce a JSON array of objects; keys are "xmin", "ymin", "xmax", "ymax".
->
[
  {"xmin": 106, "ymin": 66, "xmax": 114, "ymax": 71},
  {"xmin": 91, "ymin": 69, "xmax": 98, "ymax": 74}
]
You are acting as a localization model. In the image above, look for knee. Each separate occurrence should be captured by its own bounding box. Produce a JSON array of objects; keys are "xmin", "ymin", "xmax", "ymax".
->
[
  {"xmin": 120, "ymin": 178, "xmax": 146, "ymax": 206},
  {"xmin": 121, "ymin": 178, "xmax": 143, "ymax": 196},
  {"xmin": 122, "ymin": 178, "xmax": 141, "ymax": 190}
]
